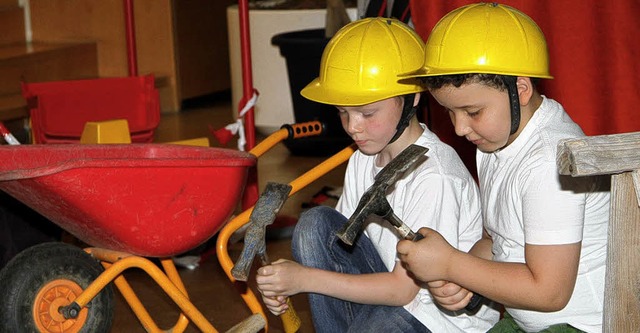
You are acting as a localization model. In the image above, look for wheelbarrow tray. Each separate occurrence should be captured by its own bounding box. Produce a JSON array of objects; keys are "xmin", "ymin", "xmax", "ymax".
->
[{"xmin": 0, "ymin": 144, "xmax": 256, "ymax": 257}]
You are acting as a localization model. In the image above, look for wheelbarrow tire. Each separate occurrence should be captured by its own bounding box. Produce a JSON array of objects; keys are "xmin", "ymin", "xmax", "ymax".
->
[{"xmin": 0, "ymin": 242, "xmax": 114, "ymax": 333}]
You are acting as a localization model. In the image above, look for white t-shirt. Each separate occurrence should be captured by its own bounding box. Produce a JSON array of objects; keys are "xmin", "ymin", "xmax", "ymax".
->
[
  {"xmin": 336, "ymin": 124, "xmax": 499, "ymax": 332},
  {"xmin": 477, "ymin": 97, "xmax": 610, "ymax": 333}
]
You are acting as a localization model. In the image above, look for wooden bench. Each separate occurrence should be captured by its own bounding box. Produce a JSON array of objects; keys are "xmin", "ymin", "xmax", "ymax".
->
[{"xmin": 557, "ymin": 131, "xmax": 640, "ymax": 332}]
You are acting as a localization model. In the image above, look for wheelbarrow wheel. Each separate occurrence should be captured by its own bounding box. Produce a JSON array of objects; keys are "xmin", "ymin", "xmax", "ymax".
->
[{"xmin": 0, "ymin": 242, "xmax": 114, "ymax": 333}]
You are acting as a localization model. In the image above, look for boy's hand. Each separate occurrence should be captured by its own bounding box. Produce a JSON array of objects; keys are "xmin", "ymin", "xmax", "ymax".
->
[
  {"xmin": 396, "ymin": 227, "xmax": 457, "ymax": 282},
  {"xmin": 261, "ymin": 295, "xmax": 289, "ymax": 316},
  {"xmin": 427, "ymin": 280, "xmax": 475, "ymax": 311},
  {"xmin": 256, "ymin": 259, "xmax": 305, "ymax": 297},
  {"xmin": 257, "ymin": 259, "xmax": 305, "ymax": 316}
]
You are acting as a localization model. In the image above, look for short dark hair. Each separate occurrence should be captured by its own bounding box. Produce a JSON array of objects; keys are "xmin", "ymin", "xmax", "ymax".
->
[
  {"xmin": 421, "ymin": 74, "xmax": 507, "ymax": 91},
  {"xmin": 421, "ymin": 74, "xmax": 540, "ymax": 91}
]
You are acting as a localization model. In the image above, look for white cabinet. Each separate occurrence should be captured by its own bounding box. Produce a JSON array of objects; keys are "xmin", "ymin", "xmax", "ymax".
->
[{"xmin": 227, "ymin": 5, "xmax": 357, "ymax": 134}]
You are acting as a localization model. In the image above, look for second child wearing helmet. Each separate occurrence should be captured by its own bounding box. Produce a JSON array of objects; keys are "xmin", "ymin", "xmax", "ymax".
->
[
  {"xmin": 397, "ymin": 3, "xmax": 610, "ymax": 332},
  {"xmin": 255, "ymin": 18, "xmax": 499, "ymax": 332}
]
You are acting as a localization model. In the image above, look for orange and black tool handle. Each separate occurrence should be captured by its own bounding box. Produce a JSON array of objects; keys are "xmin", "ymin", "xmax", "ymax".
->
[{"xmin": 249, "ymin": 121, "xmax": 323, "ymax": 158}]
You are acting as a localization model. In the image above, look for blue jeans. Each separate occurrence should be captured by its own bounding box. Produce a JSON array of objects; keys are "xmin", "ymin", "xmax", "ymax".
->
[{"xmin": 292, "ymin": 206, "xmax": 429, "ymax": 333}]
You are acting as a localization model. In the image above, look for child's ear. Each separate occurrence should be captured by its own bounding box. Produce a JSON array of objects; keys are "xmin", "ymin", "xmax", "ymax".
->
[
  {"xmin": 516, "ymin": 77, "xmax": 535, "ymax": 105},
  {"xmin": 413, "ymin": 93, "xmax": 421, "ymax": 107}
]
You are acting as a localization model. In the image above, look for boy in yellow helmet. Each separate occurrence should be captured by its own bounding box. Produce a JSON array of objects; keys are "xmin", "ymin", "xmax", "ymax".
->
[
  {"xmin": 256, "ymin": 17, "xmax": 499, "ymax": 332},
  {"xmin": 397, "ymin": 3, "xmax": 610, "ymax": 332}
]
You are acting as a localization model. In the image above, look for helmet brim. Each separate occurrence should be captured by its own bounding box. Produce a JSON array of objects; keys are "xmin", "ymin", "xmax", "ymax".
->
[
  {"xmin": 399, "ymin": 67, "xmax": 554, "ymax": 80},
  {"xmin": 301, "ymin": 78, "xmax": 426, "ymax": 106}
]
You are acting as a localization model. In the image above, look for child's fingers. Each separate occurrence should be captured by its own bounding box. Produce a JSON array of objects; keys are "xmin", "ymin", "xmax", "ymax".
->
[
  {"xmin": 258, "ymin": 286, "xmax": 279, "ymax": 297},
  {"xmin": 428, "ymin": 282, "xmax": 473, "ymax": 310},
  {"xmin": 417, "ymin": 227, "xmax": 430, "ymax": 237},
  {"xmin": 396, "ymin": 238, "xmax": 415, "ymax": 256},
  {"xmin": 271, "ymin": 258, "xmax": 289, "ymax": 265},
  {"xmin": 265, "ymin": 302, "xmax": 288, "ymax": 316},
  {"xmin": 397, "ymin": 228, "xmax": 434, "ymax": 255},
  {"xmin": 262, "ymin": 295, "xmax": 284, "ymax": 307},
  {"xmin": 426, "ymin": 280, "xmax": 448, "ymax": 288},
  {"xmin": 262, "ymin": 295, "xmax": 289, "ymax": 316},
  {"xmin": 436, "ymin": 291, "xmax": 474, "ymax": 311},
  {"xmin": 256, "ymin": 278, "xmax": 277, "ymax": 295},
  {"xmin": 257, "ymin": 265, "xmax": 274, "ymax": 276}
]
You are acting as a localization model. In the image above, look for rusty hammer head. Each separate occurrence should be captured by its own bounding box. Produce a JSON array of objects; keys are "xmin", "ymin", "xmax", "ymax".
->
[
  {"xmin": 232, "ymin": 182, "xmax": 292, "ymax": 281},
  {"xmin": 336, "ymin": 144, "xmax": 428, "ymax": 245}
]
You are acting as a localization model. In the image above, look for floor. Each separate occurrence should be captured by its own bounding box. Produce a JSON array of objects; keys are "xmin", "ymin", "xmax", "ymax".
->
[{"xmin": 109, "ymin": 94, "xmax": 348, "ymax": 332}]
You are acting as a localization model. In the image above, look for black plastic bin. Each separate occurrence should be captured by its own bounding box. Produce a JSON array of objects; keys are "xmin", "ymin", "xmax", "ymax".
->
[{"xmin": 272, "ymin": 29, "xmax": 353, "ymax": 157}]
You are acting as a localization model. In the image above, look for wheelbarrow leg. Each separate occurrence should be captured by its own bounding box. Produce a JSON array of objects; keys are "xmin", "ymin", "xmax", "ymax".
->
[{"xmin": 66, "ymin": 248, "xmax": 217, "ymax": 332}]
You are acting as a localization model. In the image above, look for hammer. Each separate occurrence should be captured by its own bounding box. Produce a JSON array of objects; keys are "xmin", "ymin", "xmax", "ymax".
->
[
  {"xmin": 232, "ymin": 182, "xmax": 292, "ymax": 281},
  {"xmin": 335, "ymin": 144, "xmax": 485, "ymax": 313},
  {"xmin": 232, "ymin": 182, "xmax": 301, "ymax": 332},
  {"xmin": 336, "ymin": 144, "xmax": 429, "ymax": 245}
]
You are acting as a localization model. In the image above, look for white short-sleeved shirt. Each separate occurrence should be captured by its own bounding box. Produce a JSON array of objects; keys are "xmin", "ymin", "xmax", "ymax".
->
[
  {"xmin": 337, "ymin": 124, "xmax": 499, "ymax": 332},
  {"xmin": 478, "ymin": 97, "xmax": 610, "ymax": 333}
]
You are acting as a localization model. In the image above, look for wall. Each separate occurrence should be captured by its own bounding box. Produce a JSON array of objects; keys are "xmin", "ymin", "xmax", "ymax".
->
[
  {"xmin": 28, "ymin": 0, "xmax": 234, "ymax": 112},
  {"xmin": 227, "ymin": 6, "xmax": 358, "ymax": 134}
]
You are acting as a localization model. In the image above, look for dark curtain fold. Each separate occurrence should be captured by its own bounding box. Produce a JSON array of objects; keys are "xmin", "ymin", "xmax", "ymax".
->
[{"xmin": 410, "ymin": 0, "xmax": 640, "ymax": 173}]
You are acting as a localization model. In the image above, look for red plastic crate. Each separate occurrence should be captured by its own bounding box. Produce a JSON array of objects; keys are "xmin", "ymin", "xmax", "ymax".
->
[{"xmin": 22, "ymin": 75, "xmax": 160, "ymax": 144}]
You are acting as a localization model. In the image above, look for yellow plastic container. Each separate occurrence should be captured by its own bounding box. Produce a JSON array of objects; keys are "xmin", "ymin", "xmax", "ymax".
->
[{"xmin": 80, "ymin": 119, "xmax": 132, "ymax": 144}]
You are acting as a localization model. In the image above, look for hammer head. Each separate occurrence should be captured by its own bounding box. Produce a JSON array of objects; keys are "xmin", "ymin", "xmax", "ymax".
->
[
  {"xmin": 336, "ymin": 144, "xmax": 428, "ymax": 245},
  {"xmin": 232, "ymin": 182, "xmax": 292, "ymax": 281},
  {"xmin": 336, "ymin": 186, "xmax": 392, "ymax": 245}
]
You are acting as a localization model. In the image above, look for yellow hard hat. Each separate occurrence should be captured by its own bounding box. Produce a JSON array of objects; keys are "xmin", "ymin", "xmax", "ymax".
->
[
  {"xmin": 403, "ymin": 2, "xmax": 553, "ymax": 79},
  {"xmin": 301, "ymin": 17, "xmax": 426, "ymax": 106}
]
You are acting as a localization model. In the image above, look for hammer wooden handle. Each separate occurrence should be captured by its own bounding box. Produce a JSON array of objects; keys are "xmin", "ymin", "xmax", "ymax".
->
[
  {"xmin": 259, "ymin": 254, "xmax": 301, "ymax": 332},
  {"xmin": 280, "ymin": 299, "xmax": 301, "ymax": 333}
]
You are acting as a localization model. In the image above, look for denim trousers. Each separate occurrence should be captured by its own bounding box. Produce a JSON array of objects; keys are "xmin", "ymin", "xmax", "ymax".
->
[{"xmin": 292, "ymin": 206, "xmax": 429, "ymax": 333}]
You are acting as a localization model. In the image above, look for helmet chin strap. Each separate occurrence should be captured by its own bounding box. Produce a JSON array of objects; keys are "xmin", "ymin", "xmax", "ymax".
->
[
  {"xmin": 388, "ymin": 94, "xmax": 417, "ymax": 144},
  {"xmin": 503, "ymin": 76, "xmax": 521, "ymax": 135}
]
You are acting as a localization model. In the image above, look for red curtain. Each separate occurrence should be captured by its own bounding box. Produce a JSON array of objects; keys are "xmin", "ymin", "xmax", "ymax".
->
[{"xmin": 410, "ymin": 0, "xmax": 640, "ymax": 173}]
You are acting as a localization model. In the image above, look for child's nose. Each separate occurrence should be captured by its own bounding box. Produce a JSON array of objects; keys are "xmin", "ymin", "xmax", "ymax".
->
[
  {"xmin": 345, "ymin": 117, "xmax": 363, "ymax": 135},
  {"xmin": 452, "ymin": 115, "xmax": 472, "ymax": 137}
]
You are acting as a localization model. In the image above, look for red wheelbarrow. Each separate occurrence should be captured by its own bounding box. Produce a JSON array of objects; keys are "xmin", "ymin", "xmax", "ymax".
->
[{"xmin": 0, "ymin": 121, "xmax": 355, "ymax": 333}]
